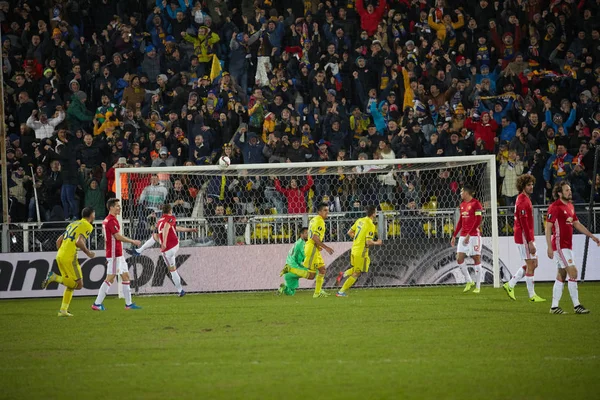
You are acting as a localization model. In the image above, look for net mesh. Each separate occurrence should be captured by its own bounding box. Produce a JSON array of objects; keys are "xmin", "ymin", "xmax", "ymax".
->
[{"xmin": 114, "ymin": 158, "xmax": 503, "ymax": 294}]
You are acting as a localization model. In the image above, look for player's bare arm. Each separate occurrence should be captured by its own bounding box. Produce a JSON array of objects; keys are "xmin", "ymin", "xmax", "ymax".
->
[
  {"xmin": 312, "ymin": 234, "xmax": 334, "ymax": 255},
  {"xmin": 175, "ymin": 226, "xmax": 198, "ymax": 233},
  {"xmin": 573, "ymin": 221, "xmax": 600, "ymax": 245},
  {"xmin": 76, "ymin": 235, "xmax": 95, "ymax": 258},
  {"xmin": 367, "ymin": 239, "xmax": 383, "ymax": 246},
  {"xmin": 114, "ymin": 232, "xmax": 142, "ymax": 247},
  {"xmin": 528, "ymin": 241, "xmax": 537, "ymax": 255},
  {"xmin": 56, "ymin": 235, "xmax": 63, "ymax": 250},
  {"xmin": 347, "ymin": 229, "xmax": 356, "ymax": 239},
  {"xmin": 463, "ymin": 234, "xmax": 471, "ymax": 245},
  {"xmin": 545, "ymin": 221, "xmax": 554, "ymax": 259}
]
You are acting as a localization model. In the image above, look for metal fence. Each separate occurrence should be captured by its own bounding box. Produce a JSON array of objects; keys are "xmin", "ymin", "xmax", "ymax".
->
[{"xmin": 2, "ymin": 206, "xmax": 600, "ymax": 253}]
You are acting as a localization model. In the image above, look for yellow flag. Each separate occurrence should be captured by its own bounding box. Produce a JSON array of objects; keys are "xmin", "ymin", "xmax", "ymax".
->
[{"xmin": 210, "ymin": 54, "xmax": 222, "ymax": 83}]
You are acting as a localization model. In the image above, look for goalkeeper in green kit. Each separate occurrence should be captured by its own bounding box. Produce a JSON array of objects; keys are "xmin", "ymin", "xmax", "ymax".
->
[{"xmin": 278, "ymin": 227, "xmax": 309, "ymax": 296}]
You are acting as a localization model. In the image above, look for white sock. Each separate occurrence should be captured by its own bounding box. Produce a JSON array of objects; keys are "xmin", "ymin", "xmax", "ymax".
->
[
  {"xmin": 122, "ymin": 280, "xmax": 132, "ymax": 305},
  {"xmin": 171, "ymin": 270, "xmax": 183, "ymax": 293},
  {"xmin": 568, "ymin": 279, "xmax": 580, "ymax": 308},
  {"xmin": 552, "ymin": 280, "xmax": 564, "ymax": 308},
  {"xmin": 94, "ymin": 281, "xmax": 111, "ymax": 305},
  {"xmin": 509, "ymin": 266, "xmax": 526, "ymax": 288},
  {"xmin": 458, "ymin": 262, "xmax": 473, "ymax": 283},
  {"xmin": 137, "ymin": 237, "xmax": 156, "ymax": 252},
  {"xmin": 474, "ymin": 264, "xmax": 482, "ymax": 289},
  {"xmin": 525, "ymin": 275, "xmax": 535, "ymax": 298}
]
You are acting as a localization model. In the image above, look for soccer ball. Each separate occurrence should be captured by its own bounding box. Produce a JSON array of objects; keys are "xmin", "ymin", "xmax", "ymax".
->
[{"xmin": 219, "ymin": 156, "xmax": 231, "ymax": 168}]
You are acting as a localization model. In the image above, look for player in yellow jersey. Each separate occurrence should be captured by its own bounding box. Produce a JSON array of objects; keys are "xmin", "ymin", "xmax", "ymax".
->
[
  {"xmin": 284, "ymin": 203, "xmax": 334, "ymax": 298},
  {"xmin": 336, "ymin": 205, "xmax": 382, "ymax": 297},
  {"xmin": 41, "ymin": 207, "xmax": 96, "ymax": 317}
]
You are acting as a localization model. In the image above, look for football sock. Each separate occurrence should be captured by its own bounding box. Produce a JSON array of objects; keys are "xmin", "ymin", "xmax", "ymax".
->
[
  {"xmin": 458, "ymin": 262, "xmax": 472, "ymax": 283},
  {"xmin": 122, "ymin": 280, "xmax": 132, "ymax": 305},
  {"xmin": 315, "ymin": 274, "xmax": 324, "ymax": 294},
  {"xmin": 509, "ymin": 266, "xmax": 526, "ymax": 289},
  {"xmin": 340, "ymin": 276, "xmax": 357, "ymax": 293},
  {"xmin": 567, "ymin": 279, "xmax": 580, "ymax": 307},
  {"xmin": 343, "ymin": 268, "xmax": 354, "ymax": 277},
  {"xmin": 137, "ymin": 237, "xmax": 156, "ymax": 252},
  {"xmin": 171, "ymin": 270, "xmax": 183, "ymax": 293},
  {"xmin": 525, "ymin": 274, "xmax": 536, "ymax": 298},
  {"xmin": 290, "ymin": 267, "xmax": 310, "ymax": 279},
  {"xmin": 552, "ymin": 280, "xmax": 564, "ymax": 308},
  {"xmin": 94, "ymin": 280, "xmax": 111, "ymax": 305},
  {"xmin": 61, "ymin": 288, "xmax": 73, "ymax": 312},
  {"xmin": 474, "ymin": 264, "xmax": 482, "ymax": 290}
]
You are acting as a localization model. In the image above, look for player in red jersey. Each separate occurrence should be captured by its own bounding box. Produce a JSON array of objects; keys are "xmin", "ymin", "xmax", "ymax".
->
[
  {"xmin": 157, "ymin": 203, "xmax": 198, "ymax": 297},
  {"xmin": 503, "ymin": 175, "xmax": 546, "ymax": 302},
  {"xmin": 545, "ymin": 181, "xmax": 599, "ymax": 314},
  {"xmin": 92, "ymin": 198, "xmax": 142, "ymax": 311},
  {"xmin": 451, "ymin": 185, "xmax": 484, "ymax": 293}
]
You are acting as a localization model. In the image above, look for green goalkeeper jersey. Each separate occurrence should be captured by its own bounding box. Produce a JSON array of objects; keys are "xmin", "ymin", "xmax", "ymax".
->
[{"xmin": 286, "ymin": 239, "xmax": 306, "ymax": 269}]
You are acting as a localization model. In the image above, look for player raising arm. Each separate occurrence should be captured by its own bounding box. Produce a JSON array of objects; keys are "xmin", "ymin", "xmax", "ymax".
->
[
  {"xmin": 451, "ymin": 185, "xmax": 484, "ymax": 293},
  {"xmin": 42, "ymin": 207, "xmax": 96, "ymax": 317},
  {"xmin": 278, "ymin": 227, "xmax": 309, "ymax": 296},
  {"xmin": 92, "ymin": 198, "xmax": 142, "ymax": 311},
  {"xmin": 336, "ymin": 205, "xmax": 382, "ymax": 297},
  {"xmin": 157, "ymin": 203, "xmax": 198, "ymax": 297},
  {"xmin": 503, "ymin": 175, "xmax": 545, "ymax": 302},
  {"xmin": 545, "ymin": 181, "xmax": 600, "ymax": 314}
]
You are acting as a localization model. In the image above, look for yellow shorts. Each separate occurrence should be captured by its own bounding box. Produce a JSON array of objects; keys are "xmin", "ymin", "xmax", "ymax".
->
[
  {"xmin": 350, "ymin": 253, "xmax": 370, "ymax": 273},
  {"xmin": 303, "ymin": 244, "xmax": 325, "ymax": 271},
  {"xmin": 56, "ymin": 254, "xmax": 82, "ymax": 281}
]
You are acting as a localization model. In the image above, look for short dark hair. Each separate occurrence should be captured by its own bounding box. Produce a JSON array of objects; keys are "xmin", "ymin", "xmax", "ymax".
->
[
  {"xmin": 81, "ymin": 207, "xmax": 95, "ymax": 219},
  {"xmin": 106, "ymin": 198, "xmax": 120, "ymax": 210},
  {"xmin": 317, "ymin": 202, "xmax": 329, "ymax": 211},
  {"xmin": 552, "ymin": 180, "xmax": 571, "ymax": 200},
  {"xmin": 462, "ymin": 184, "xmax": 475, "ymax": 196},
  {"xmin": 162, "ymin": 203, "xmax": 172, "ymax": 214},
  {"xmin": 516, "ymin": 175, "xmax": 535, "ymax": 193},
  {"xmin": 366, "ymin": 205, "xmax": 377, "ymax": 217},
  {"xmin": 299, "ymin": 227, "xmax": 308, "ymax": 234}
]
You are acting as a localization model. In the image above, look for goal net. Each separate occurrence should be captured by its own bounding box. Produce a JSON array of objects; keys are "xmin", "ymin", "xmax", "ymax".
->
[{"xmin": 114, "ymin": 156, "xmax": 503, "ymax": 295}]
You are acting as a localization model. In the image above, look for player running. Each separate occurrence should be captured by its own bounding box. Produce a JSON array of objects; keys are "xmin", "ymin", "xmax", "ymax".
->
[
  {"xmin": 157, "ymin": 203, "xmax": 198, "ymax": 297},
  {"xmin": 545, "ymin": 181, "xmax": 599, "ymax": 314},
  {"xmin": 277, "ymin": 227, "xmax": 309, "ymax": 296},
  {"xmin": 92, "ymin": 198, "xmax": 142, "ymax": 311},
  {"xmin": 503, "ymin": 175, "xmax": 546, "ymax": 302},
  {"xmin": 336, "ymin": 205, "xmax": 382, "ymax": 297},
  {"xmin": 42, "ymin": 207, "xmax": 96, "ymax": 317},
  {"xmin": 451, "ymin": 185, "xmax": 484, "ymax": 293}
]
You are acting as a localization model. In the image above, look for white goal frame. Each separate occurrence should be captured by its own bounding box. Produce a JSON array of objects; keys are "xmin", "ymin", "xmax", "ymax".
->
[{"xmin": 115, "ymin": 155, "xmax": 500, "ymax": 288}]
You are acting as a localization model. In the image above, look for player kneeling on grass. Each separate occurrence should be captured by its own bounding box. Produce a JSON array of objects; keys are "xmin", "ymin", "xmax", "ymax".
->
[
  {"xmin": 503, "ymin": 175, "xmax": 545, "ymax": 302},
  {"xmin": 157, "ymin": 203, "xmax": 198, "ymax": 297},
  {"xmin": 281, "ymin": 203, "xmax": 334, "ymax": 298},
  {"xmin": 545, "ymin": 181, "xmax": 599, "ymax": 314},
  {"xmin": 92, "ymin": 198, "xmax": 142, "ymax": 311},
  {"xmin": 336, "ymin": 205, "xmax": 382, "ymax": 297},
  {"xmin": 451, "ymin": 185, "xmax": 484, "ymax": 293},
  {"xmin": 278, "ymin": 227, "xmax": 309, "ymax": 296},
  {"xmin": 42, "ymin": 207, "xmax": 96, "ymax": 317}
]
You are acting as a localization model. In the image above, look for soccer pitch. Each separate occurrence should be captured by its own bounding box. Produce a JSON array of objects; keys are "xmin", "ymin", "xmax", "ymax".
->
[{"xmin": 1, "ymin": 284, "xmax": 599, "ymax": 400}]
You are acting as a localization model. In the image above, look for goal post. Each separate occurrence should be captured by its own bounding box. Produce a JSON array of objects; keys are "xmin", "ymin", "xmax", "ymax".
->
[{"xmin": 114, "ymin": 155, "xmax": 501, "ymax": 294}]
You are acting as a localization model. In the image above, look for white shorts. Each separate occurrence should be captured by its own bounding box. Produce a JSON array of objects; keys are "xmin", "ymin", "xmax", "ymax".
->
[
  {"xmin": 554, "ymin": 249, "xmax": 575, "ymax": 269},
  {"xmin": 517, "ymin": 243, "xmax": 538, "ymax": 261},
  {"xmin": 161, "ymin": 244, "xmax": 180, "ymax": 268},
  {"xmin": 457, "ymin": 235, "xmax": 482, "ymax": 257},
  {"xmin": 106, "ymin": 256, "xmax": 128, "ymax": 275}
]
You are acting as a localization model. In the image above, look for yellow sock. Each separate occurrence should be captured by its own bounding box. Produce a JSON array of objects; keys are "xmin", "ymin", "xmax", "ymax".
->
[
  {"xmin": 315, "ymin": 274, "xmax": 324, "ymax": 294},
  {"xmin": 340, "ymin": 276, "xmax": 357, "ymax": 293},
  {"xmin": 343, "ymin": 268, "xmax": 354, "ymax": 277},
  {"xmin": 290, "ymin": 267, "xmax": 310, "ymax": 279},
  {"xmin": 60, "ymin": 288, "xmax": 74, "ymax": 312}
]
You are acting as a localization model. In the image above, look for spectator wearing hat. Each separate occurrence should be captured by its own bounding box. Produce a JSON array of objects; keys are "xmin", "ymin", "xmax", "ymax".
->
[
  {"xmin": 26, "ymin": 108, "xmax": 65, "ymax": 140},
  {"xmin": 490, "ymin": 18, "xmax": 521, "ymax": 68},
  {"xmin": 152, "ymin": 146, "xmax": 177, "ymax": 167},
  {"xmin": 544, "ymin": 143, "xmax": 574, "ymax": 190},
  {"xmin": 66, "ymin": 91, "xmax": 94, "ymax": 132},
  {"xmin": 428, "ymin": 8, "xmax": 464, "ymax": 49},
  {"xmin": 234, "ymin": 130, "xmax": 266, "ymax": 164},
  {"xmin": 568, "ymin": 161, "xmax": 590, "ymax": 203},
  {"xmin": 122, "ymin": 75, "xmax": 146, "ymax": 111},
  {"xmin": 79, "ymin": 164, "xmax": 108, "ymax": 220},
  {"xmin": 182, "ymin": 25, "xmax": 220, "ymax": 75}
]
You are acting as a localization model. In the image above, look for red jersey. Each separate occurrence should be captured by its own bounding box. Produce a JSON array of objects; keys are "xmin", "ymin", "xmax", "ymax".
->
[
  {"xmin": 547, "ymin": 199, "xmax": 578, "ymax": 251},
  {"xmin": 514, "ymin": 193, "xmax": 534, "ymax": 244},
  {"xmin": 157, "ymin": 214, "xmax": 178, "ymax": 252},
  {"xmin": 453, "ymin": 198, "xmax": 483, "ymax": 237},
  {"xmin": 103, "ymin": 214, "xmax": 122, "ymax": 258}
]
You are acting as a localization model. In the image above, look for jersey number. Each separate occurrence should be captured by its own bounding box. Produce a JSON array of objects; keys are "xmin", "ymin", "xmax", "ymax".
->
[
  {"xmin": 63, "ymin": 223, "xmax": 80, "ymax": 242},
  {"xmin": 354, "ymin": 225, "xmax": 362, "ymax": 242}
]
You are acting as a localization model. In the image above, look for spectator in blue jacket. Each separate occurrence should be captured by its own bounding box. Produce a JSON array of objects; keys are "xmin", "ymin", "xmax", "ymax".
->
[
  {"xmin": 234, "ymin": 131, "xmax": 266, "ymax": 164},
  {"xmin": 499, "ymin": 116, "xmax": 517, "ymax": 142},
  {"xmin": 370, "ymin": 100, "xmax": 389, "ymax": 134},
  {"xmin": 543, "ymin": 143, "xmax": 574, "ymax": 190},
  {"xmin": 544, "ymin": 99, "xmax": 577, "ymax": 133}
]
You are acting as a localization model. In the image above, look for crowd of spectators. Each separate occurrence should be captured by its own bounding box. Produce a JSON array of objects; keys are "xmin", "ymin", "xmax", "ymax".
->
[{"xmin": 2, "ymin": 0, "xmax": 600, "ymax": 224}]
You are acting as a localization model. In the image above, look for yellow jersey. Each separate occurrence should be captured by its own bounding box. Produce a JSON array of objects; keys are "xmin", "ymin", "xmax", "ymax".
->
[
  {"xmin": 308, "ymin": 215, "xmax": 326, "ymax": 245},
  {"xmin": 57, "ymin": 219, "xmax": 93, "ymax": 258},
  {"xmin": 350, "ymin": 217, "xmax": 376, "ymax": 257}
]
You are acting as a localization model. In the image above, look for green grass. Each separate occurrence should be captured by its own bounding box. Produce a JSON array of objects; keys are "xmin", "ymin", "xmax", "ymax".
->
[{"xmin": 1, "ymin": 283, "xmax": 599, "ymax": 400}]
